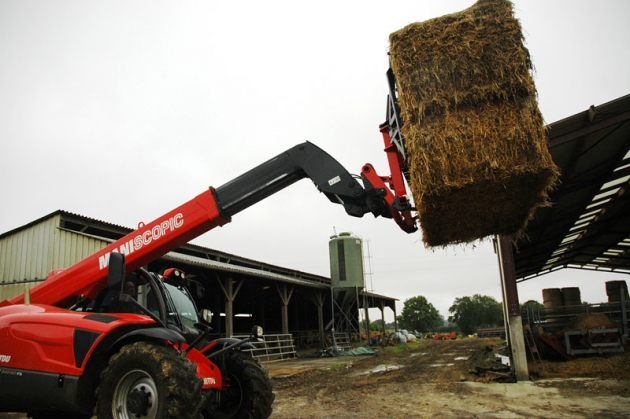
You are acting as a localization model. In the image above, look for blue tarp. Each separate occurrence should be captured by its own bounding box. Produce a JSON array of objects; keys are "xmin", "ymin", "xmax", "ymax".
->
[{"xmin": 300, "ymin": 346, "xmax": 378, "ymax": 358}]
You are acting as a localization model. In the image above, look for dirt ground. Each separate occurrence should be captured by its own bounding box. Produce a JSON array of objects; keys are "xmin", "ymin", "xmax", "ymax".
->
[
  {"xmin": 1, "ymin": 338, "xmax": 628, "ymax": 418},
  {"xmin": 267, "ymin": 338, "xmax": 630, "ymax": 418}
]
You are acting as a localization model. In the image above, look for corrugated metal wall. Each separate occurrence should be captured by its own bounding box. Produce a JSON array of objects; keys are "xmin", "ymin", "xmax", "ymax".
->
[{"xmin": 0, "ymin": 214, "xmax": 109, "ymax": 301}]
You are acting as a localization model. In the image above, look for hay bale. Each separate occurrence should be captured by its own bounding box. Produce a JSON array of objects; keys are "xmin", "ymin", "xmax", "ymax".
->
[
  {"xmin": 542, "ymin": 288, "xmax": 563, "ymax": 309},
  {"xmin": 561, "ymin": 287, "xmax": 581, "ymax": 307},
  {"xmin": 567, "ymin": 313, "xmax": 614, "ymax": 331},
  {"xmin": 605, "ymin": 280, "xmax": 629, "ymax": 302},
  {"xmin": 389, "ymin": 0, "xmax": 559, "ymax": 247}
]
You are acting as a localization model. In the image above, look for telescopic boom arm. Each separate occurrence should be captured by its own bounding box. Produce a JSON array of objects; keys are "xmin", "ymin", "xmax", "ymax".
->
[
  {"xmin": 9, "ymin": 140, "xmax": 416, "ymax": 308},
  {"xmin": 214, "ymin": 142, "xmax": 371, "ymax": 219}
]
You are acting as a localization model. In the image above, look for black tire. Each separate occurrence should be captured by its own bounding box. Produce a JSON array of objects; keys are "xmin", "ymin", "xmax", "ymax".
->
[
  {"xmin": 203, "ymin": 351, "xmax": 274, "ymax": 419},
  {"xmin": 96, "ymin": 341, "xmax": 203, "ymax": 419}
]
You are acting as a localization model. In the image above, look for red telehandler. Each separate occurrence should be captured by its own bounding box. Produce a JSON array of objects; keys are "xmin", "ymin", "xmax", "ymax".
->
[{"xmin": 0, "ymin": 71, "xmax": 415, "ymax": 419}]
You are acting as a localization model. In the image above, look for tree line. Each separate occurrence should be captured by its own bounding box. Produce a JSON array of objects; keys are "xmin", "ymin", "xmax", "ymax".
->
[{"xmin": 395, "ymin": 294, "xmax": 506, "ymax": 336}]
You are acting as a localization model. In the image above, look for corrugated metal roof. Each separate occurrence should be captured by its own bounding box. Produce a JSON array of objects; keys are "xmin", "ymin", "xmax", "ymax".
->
[
  {"xmin": 1, "ymin": 210, "xmax": 333, "ymax": 288},
  {"xmin": 0, "ymin": 213, "xmax": 113, "ymax": 300},
  {"xmin": 0, "ymin": 210, "xmax": 131, "ymax": 240},
  {"xmin": 514, "ymin": 93, "xmax": 630, "ymax": 280},
  {"xmin": 57, "ymin": 225, "xmax": 333, "ymax": 288},
  {"xmin": 1, "ymin": 210, "xmax": 333, "ymax": 283},
  {"xmin": 161, "ymin": 251, "xmax": 330, "ymax": 289}
]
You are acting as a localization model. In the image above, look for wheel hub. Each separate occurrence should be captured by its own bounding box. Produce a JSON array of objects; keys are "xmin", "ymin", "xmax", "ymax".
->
[
  {"xmin": 127, "ymin": 386, "xmax": 152, "ymax": 416},
  {"xmin": 113, "ymin": 370, "xmax": 159, "ymax": 419}
]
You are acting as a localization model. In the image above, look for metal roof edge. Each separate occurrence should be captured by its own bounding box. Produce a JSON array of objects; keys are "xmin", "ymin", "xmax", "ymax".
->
[
  {"xmin": 161, "ymin": 251, "xmax": 331, "ymax": 289},
  {"xmin": 0, "ymin": 210, "xmax": 63, "ymax": 240}
]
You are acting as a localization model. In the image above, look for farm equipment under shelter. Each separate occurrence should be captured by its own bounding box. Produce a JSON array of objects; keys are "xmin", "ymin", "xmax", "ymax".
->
[{"xmin": 522, "ymin": 292, "xmax": 628, "ymax": 359}]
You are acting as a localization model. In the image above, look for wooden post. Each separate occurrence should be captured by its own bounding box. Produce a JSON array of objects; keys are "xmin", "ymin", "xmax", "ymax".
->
[
  {"xmin": 276, "ymin": 283, "xmax": 293, "ymax": 335},
  {"xmin": 310, "ymin": 291, "xmax": 326, "ymax": 349},
  {"xmin": 379, "ymin": 301, "xmax": 387, "ymax": 341},
  {"xmin": 216, "ymin": 274, "xmax": 243, "ymax": 338}
]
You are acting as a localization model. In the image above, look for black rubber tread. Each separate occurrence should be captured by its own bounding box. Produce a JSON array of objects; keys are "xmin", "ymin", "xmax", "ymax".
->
[
  {"xmin": 96, "ymin": 341, "xmax": 203, "ymax": 419},
  {"xmin": 203, "ymin": 351, "xmax": 275, "ymax": 419}
]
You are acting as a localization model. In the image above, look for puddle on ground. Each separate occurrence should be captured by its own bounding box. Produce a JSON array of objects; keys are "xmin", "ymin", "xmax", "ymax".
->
[
  {"xmin": 410, "ymin": 352, "xmax": 428, "ymax": 357},
  {"xmin": 428, "ymin": 363, "xmax": 455, "ymax": 367},
  {"xmin": 454, "ymin": 356, "xmax": 469, "ymax": 361},
  {"xmin": 356, "ymin": 364, "xmax": 403, "ymax": 375}
]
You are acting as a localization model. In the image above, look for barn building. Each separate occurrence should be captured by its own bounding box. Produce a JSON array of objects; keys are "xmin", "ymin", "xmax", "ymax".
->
[{"xmin": 0, "ymin": 210, "xmax": 398, "ymax": 355}]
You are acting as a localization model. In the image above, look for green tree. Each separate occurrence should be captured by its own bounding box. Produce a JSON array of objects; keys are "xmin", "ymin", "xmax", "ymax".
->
[
  {"xmin": 359, "ymin": 320, "xmax": 387, "ymax": 346},
  {"xmin": 436, "ymin": 318, "xmax": 460, "ymax": 333},
  {"xmin": 448, "ymin": 294, "xmax": 503, "ymax": 335},
  {"xmin": 360, "ymin": 319, "xmax": 384, "ymax": 333},
  {"xmin": 397, "ymin": 295, "xmax": 442, "ymax": 333},
  {"xmin": 369, "ymin": 320, "xmax": 384, "ymax": 331},
  {"xmin": 521, "ymin": 299, "xmax": 545, "ymax": 324},
  {"xmin": 521, "ymin": 299, "xmax": 544, "ymax": 312}
]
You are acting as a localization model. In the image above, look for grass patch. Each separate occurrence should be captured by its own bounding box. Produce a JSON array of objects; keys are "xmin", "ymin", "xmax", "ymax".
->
[
  {"xmin": 475, "ymin": 337, "xmax": 505, "ymax": 349},
  {"xmin": 385, "ymin": 341, "xmax": 423, "ymax": 354},
  {"xmin": 323, "ymin": 362, "xmax": 352, "ymax": 371}
]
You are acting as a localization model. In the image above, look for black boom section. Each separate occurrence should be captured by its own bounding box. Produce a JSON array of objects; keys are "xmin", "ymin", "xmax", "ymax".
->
[{"xmin": 215, "ymin": 142, "xmax": 371, "ymax": 218}]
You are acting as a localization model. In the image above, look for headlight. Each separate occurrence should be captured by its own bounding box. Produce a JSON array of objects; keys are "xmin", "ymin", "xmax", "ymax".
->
[{"xmin": 252, "ymin": 325, "xmax": 264, "ymax": 338}]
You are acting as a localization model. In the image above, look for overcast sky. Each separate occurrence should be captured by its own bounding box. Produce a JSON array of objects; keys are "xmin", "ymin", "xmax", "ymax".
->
[{"xmin": 2, "ymin": 0, "xmax": 629, "ymax": 322}]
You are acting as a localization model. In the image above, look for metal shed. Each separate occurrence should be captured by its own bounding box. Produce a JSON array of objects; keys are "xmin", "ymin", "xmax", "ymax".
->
[
  {"xmin": 0, "ymin": 210, "xmax": 398, "ymax": 349},
  {"xmin": 514, "ymin": 93, "xmax": 630, "ymax": 279}
]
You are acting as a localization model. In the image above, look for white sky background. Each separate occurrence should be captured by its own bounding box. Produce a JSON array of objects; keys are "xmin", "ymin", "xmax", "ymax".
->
[{"xmin": 1, "ymin": 0, "xmax": 629, "ymax": 322}]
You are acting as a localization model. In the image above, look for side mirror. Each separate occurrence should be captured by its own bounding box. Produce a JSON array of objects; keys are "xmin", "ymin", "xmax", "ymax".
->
[
  {"xmin": 107, "ymin": 252, "xmax": 126, "ymax": 291},
  {"xmin": 199, "ymin": 309, "xmax": 213, "ymax": 325}
]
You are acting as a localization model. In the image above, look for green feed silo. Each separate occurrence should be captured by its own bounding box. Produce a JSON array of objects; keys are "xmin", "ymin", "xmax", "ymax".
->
[{"xmin": 329, "ymin": 232, "xmax": 364, "ymax": 289}]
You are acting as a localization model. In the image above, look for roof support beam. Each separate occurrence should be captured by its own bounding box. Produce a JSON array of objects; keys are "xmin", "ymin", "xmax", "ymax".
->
[{"xmin": 549, "ymin": 110, "xmax": 630, "ymax": 148}]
